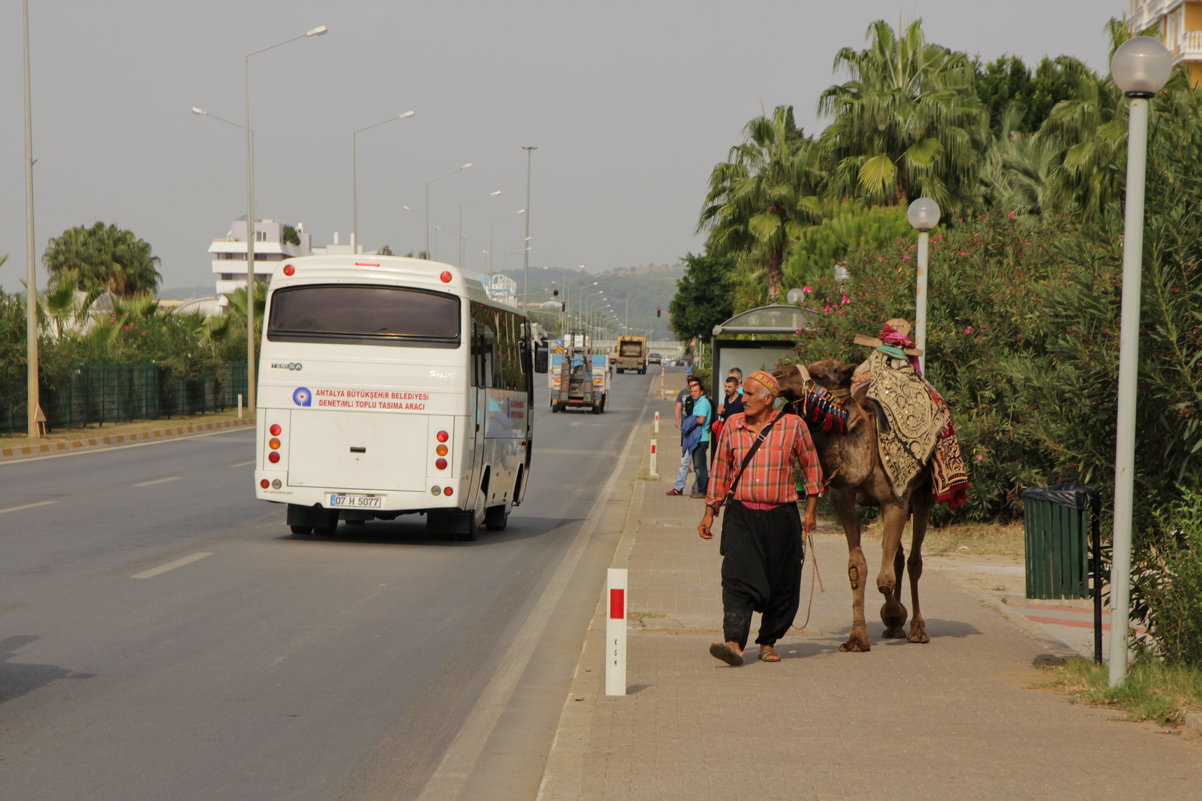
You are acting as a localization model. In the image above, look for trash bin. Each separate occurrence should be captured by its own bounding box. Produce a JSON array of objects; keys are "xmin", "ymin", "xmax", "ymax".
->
[{"xmin": 1020, "ymin": 483, "xmax": 1100, "ymax": 600}]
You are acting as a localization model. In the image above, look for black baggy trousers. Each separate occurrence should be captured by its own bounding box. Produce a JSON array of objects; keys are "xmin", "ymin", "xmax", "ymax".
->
[{"xmin": 719, "ymin": 500, "xmax": 804, "ymax": 649}]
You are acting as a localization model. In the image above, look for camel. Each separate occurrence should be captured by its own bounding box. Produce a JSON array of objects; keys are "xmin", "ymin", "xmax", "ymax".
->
[{"xmin": 774, "ymin": 359, "xmax": 934, "ymax": 652}]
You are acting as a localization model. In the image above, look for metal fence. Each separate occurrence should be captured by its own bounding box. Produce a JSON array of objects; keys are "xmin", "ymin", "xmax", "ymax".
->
[{"xmin": 0, "ymin": 362, "xmax": 248, "ymax": 435}]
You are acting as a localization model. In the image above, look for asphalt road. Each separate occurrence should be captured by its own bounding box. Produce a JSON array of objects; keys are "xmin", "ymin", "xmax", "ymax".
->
[{"xmin": 0, "ymin": 370, "xmax": 658, "ymax": 801}]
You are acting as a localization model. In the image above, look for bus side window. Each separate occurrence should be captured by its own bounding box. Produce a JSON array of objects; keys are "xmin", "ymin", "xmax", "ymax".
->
[{"xmin": 472, "ymin": 321, "xmax": 495, "ymax": 388}]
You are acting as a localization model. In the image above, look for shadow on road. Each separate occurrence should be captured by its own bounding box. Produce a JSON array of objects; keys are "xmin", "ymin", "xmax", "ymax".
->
[{"xmin": 0, "ymin": 635, "xmax": 94, "ymax": 705}]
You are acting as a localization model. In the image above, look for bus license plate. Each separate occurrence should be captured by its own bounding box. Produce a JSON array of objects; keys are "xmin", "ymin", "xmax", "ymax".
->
[{"xmin": 329, "ymin": 494, "xmax": 383, "ymax": 509}]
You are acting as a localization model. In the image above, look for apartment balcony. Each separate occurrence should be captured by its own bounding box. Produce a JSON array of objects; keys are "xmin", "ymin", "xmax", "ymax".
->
[
  {"xmin": 1175, "ymin": 29, "xmax": 1202, "ymax": 64},
  {"xmin": 1127, "ymin": 0, "xmax": 1179, "ymax": 34}
]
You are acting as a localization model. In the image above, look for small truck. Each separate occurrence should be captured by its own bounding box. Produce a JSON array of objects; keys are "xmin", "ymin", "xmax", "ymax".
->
[{"xmin": 549, "ymin": 332, "xmax": 609, "ymax": 413}]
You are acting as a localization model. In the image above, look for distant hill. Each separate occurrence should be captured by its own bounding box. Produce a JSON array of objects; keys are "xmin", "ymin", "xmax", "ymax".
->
[{"xmin": 499, "ymin": 264, "xmax": 682, "ymax": 339}]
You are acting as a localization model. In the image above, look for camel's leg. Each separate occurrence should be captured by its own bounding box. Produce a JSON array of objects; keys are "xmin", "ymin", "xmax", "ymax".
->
[
  {"xmin": 907, "ymin": 492, "xmax": 933, "ymax": 643},
  {"xmin": 831, "ymin": 490, "xmax": 870, "ymax": 652},
  {"xmin": 877, "ymin": 502, "xmax": 909, "ymax": 638},
  {"xmin": 881, "ymin": 537, "xmax": 908, "ymax": 639}
]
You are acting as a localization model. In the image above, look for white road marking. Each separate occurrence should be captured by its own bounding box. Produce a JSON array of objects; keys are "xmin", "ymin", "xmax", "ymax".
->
[
  {"xmin": 133, "ymin": 476, "xmax": 181, "ymax": 487},
  {"xmin": 131, "ymin": 552, "xmax": 214, "ymax": 579},
  {"xmin": 229, "ymin": 460, "xmax": 256, "ymax": 468},
  {"xmin": 0, "ymin": 500, "xmax": 57, "ymax": 515}
]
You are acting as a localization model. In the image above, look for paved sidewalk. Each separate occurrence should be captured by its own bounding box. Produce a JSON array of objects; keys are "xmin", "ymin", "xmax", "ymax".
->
[{"xmin": 538, "ymin": 405, "xmax": 1202, "ymax": 801}]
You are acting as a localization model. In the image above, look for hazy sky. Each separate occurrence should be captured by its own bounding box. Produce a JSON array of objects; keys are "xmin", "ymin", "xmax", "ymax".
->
[{"xmin": 1, "ymin": 1, "xmax": 1117, "ymax": 293}]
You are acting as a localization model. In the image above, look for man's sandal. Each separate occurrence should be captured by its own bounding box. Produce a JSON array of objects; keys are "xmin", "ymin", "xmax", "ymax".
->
[
  {"xmin": 709, "ymin": 642, "xmax": 744, "ymax": 667},
  {"xmin": 759, "ymin": 646, "xmax": 781, "ymax": 663}
]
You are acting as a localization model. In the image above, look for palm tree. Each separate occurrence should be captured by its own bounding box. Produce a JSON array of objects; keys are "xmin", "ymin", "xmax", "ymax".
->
[
  {"xmin": 43, "ymin": 222, "xmax": 162, "ymax": 299},
  {"xmin": 698, "ymin": 105, "xmax": 823, "ymax": 301},
  {"xmin": 979, "ymin": 105, "xmax": 1061, "ymax": 215},
  {"xmin": 817, "ymin": 19, "xmax": 987, "ymax": 209}
]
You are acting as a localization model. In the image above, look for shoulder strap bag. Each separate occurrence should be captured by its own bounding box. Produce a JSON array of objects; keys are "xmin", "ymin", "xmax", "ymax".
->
[{"xmin": 722, "ymin": 408, "xmax": 789, "ymax": 507}]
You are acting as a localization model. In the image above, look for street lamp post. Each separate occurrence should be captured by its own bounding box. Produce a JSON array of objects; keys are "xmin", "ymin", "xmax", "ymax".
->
[
  {"xmin": 490, "ymin": 209, "xmax": 526, "ymax": 273},
  {"xmin": 459, "ymin": 190, "xmax": 501, "ymax": 269},
  {"xmin": 243, "ymin": 24, "xmax": 327, "ymax": 412},
  {"xmin": 906, "ymin": 197, "xmax": 941, "ymax": 375},
  {"xmin": 425, "ymin": 163, "xmax": 471, "ymax": 260},
  {"xmin": 521, "ymin": 146, "xmax": 537, "ymax": 306},
  {"xmin": 352, "ymin": 110, "xmax": 415, "ymax": 252},
  {"xmin": 22, "ymin": 0, "xmax": 39, "ymax": 438},
  {"xmin": 1108, "ymin": 36, "xmax": 1172, "ymax": 688}
]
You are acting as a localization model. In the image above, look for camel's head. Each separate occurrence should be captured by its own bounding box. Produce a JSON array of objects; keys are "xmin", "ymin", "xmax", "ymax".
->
[
  {"xmin": 773, "ymin": 363, "xmax": 813, "ymax": 401},
  {"xmin": 805, "ymin": 359, "xmax": 857, "ymax": 392}
]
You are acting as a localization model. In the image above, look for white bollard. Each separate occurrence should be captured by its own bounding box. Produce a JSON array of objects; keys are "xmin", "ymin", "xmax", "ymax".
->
[
  {"xmin": 237, "ymin": 393, "xmax": 244, "ymax": 419},
  {"xmin": 648, "ymin": 438, "xmax": 660, "ymax": 479},
  {"xmin": 654, "ymin": 410, "xmax": 660, "ymax": 434},
  {"xmin": 605, "ymin": 568, "xmax": 628, "ymax": 696}
]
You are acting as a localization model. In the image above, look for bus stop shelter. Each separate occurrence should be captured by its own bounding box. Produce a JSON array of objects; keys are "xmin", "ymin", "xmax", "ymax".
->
[{"xmin": 709, "ymin": 304, "xmax": 818, "ymax": 400}]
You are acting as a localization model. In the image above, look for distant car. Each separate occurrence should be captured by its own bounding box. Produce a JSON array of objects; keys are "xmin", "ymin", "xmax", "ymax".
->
[
  {"xmin": 609, "ymin": 355, "xmax": 617, "ymax": 365},
  {"xmin": 648, "ymin": 352, "xmax": 662, "ymax": 365}
]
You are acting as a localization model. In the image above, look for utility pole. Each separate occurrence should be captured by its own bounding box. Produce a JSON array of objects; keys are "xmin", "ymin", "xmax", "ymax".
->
[
  {"xmin": 23, "ymin": 0, "xmax": 39, "ymax": 438},
  {"xmin": 521, "ymin": 146, "xmax": 537, "ymax": 308}
]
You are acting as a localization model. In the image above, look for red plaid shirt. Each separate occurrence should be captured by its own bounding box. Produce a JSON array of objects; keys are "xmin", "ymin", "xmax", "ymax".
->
[{"xmin": 705, "ymin": 411, "xmax": 823, "ymax": 508}]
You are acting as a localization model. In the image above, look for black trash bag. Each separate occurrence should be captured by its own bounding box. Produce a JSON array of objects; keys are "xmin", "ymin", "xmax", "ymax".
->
[{"xmin": 1020, "ymin": 482, "xmax": 1099, "ymax": 511}]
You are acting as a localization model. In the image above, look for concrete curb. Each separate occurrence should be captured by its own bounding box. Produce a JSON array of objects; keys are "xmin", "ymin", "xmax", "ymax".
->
[{"xmin": 0, "ymin": 418, "xmax": 253, "ymax": 460}]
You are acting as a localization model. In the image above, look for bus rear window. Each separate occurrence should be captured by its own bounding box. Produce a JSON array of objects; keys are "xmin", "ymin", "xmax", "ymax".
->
[
  {"xmin": 620, "ymin": 342, "xmax": 643, "ymax": 356},
  {"xmin": 268, "ymin": 284, "xmax": 460, "ymax": 345}
]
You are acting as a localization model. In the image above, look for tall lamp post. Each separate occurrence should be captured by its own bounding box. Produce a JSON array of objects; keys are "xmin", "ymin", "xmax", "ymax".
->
[
  {"xmin": 490, "ymin": 208, "xmax": 526, "ymax": 272},
  {"xmin": 244, "ymin": 25, "xmax": 327, "ymax": 412},
  {"xmin": 425, "ymin": 163, "xmax": 471, "ymax": 259},
  {"xmin": 906, "ymin": 197, "xmax": 941, "ymax": 375},
  {"xmin": 22, "ymin": 0, "xmax": 39, "ymax": 438},
  {"xmin": 521, "ymin": 146, "xmax": 537, "ymax": 306},
  {"xmin": 459, "ymin": 190, "xmax": 501, "ymax": 269},
  {"xmin": 1108, "ymin": 36, "xmax": 1172, "ymax": 688},
  {"xmin": 352, "ymin": 110, "xmax": 415, "ymax": 252}
]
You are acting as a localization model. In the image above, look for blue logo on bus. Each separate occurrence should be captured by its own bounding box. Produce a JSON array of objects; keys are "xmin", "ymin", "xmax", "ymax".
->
[{"xmin": 292, "ymin": 387, "xmax": 312, "ymax": 407}]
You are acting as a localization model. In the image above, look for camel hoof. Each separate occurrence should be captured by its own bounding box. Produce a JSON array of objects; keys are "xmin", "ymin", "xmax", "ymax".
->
[
  {"xmin": 908, "ymin": 627, "xmax": 930, "ymax": 644},
  {"xmin": 839, "ymin": 639, "xmax": 871, "ymax": 653},
  {"xmin": 882, "ymin": 626, "xmax": 907, "ymax": 639}
]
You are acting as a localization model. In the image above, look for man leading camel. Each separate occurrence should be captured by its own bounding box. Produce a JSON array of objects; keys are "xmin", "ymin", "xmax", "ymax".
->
[{"xmin": 698, "ymin": 370, "xmax": 822, "ymax": 666}]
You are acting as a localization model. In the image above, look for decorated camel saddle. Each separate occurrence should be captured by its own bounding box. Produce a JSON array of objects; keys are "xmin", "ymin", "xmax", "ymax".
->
[{"xmin": 852, "ymin": 320, "xmax": 969, "ymax": 507}]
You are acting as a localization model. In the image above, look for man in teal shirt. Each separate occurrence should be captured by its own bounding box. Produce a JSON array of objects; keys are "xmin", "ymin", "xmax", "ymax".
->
[{"xmin": 687, "ymin": 381, "xmax": 712, "ymax": 498}]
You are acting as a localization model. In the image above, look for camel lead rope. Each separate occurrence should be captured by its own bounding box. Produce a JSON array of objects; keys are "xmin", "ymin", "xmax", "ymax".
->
[{"xmin": 792, "ymin": 529, "xmax": 825, "ymax": 631}]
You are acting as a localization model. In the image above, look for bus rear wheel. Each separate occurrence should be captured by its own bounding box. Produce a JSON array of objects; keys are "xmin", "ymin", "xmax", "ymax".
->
[
  {"xmin": 484, "ymin": 505, "xmax": 509, "ymax": 531},
  {"xmin": 290, "ymin": 525, "xmax": 314, "ymax": 536}
]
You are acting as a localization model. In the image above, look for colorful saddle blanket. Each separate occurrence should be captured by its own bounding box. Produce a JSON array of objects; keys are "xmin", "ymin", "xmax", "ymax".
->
[{"xmin": 853, "ymin": 350, "xmax": 969, "ymax": 507}]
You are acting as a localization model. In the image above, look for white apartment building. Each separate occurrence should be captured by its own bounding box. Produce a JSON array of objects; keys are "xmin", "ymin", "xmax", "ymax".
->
[{"xmin": 208, "ymin": 218, "xmax": 312, "ymax": 301}]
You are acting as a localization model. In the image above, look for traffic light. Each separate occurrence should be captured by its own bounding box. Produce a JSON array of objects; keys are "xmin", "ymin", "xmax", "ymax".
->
[
  {"xmin": 656, "ymin": 306, "xmax": 662, "ymax": 317},
  {"xmin": 561, "ymin": 301, "xmax": 566, "ymax": 311}
]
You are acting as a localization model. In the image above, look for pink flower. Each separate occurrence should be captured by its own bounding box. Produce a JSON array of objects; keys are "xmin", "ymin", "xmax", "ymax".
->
[
  {"xmin": 823, "ymin": 305, "xmax": 832, "ymax": 314},
  {"xmin": 840, "ymin": 294, "xmax": 850, "ymax": 305},
  {"xmin": 902, "ymin": 255, "xmax": 911, "ymax": 261},
  {"xmin": 964, "ymin": 326, "xmax": 974, "ymax": 334},
  {"xmin": 908, "ymin": 244, "xmax": 915, "ymax": 251},
  {"xmin": 802, "ymin": 285, "xmax": 813, "ymax": 294},
  {"xmin": 959, "ymin": 251, "xmax": 968, "ymax": 257},
  {"xmin": 1009, "ymin": 213, "xmax": 1017, "ymax": 220},
  {"xmin": 976, "ymin": 454, "xmax": 984, "ymax": 460},
  {"xmin": 837, "ymin": 308, "xmax": 847, "ymax": 315}
]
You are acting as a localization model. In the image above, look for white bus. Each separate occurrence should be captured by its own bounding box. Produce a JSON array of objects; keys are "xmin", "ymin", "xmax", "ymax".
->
[{"xmin": 254, "ymin": 255, "xmax": 544, "ymax": 540}]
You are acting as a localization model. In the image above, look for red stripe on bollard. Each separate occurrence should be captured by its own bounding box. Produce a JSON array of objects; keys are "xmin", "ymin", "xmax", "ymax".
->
[{"xmin": 609, "ymin": 588, "xmax": 625, "ymax": 619}]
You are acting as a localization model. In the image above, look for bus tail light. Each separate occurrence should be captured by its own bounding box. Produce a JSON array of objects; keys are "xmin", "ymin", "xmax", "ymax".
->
[
  {"xmin": 440, "ymin": 271, "xmax": 453, "ymax": 283},
  {"xmin": 434, "ymin": 428, "xmax": 450, "ymax": 472},
  {"xmin": 435, "ymin": 458, "xmax": 448, "ymax": 470},
  {"xmin": 267, "ymin": 422, "xmax": 284, "ymax": 465},
  {"xmin": 444, "ymin": 487, "xmax": 453, "ymax": 496},
  {"xmin": 260, "ymin": 479, "xmax": 270, "ymax": 489},
  {"xmin": 283, "ymin": 264, "xmax": 295, "ymax": 276}
]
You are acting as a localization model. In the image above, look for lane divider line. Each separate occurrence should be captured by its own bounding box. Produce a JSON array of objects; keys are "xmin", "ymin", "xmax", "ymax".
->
[
  {"xmin": 0, "ymin": 500, "xmax": 57, "ymax": 515},
  {"xmin": 131, "ymin": 552, "xmax": 214, "ymax": 579},
  {"xmin": 229, "ymin": 460, "xmax": 256, "ymax": 468},
  {"xmin": 133, "ymin": 476, "xmax": 181, "ymax": 487}
]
